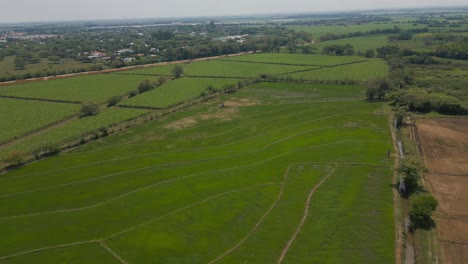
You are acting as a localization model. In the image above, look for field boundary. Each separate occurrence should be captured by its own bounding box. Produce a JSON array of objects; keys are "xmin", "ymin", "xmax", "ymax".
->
[
  {"xmin": 0, "ymin": 115, "xmax": 79, "ymax": 148},
  {"xmin": 0, "ymin": 184, "xmax": 275, "ymax": 260},
  {"xmin": 0, "ymin": 52, "xmax": 254, "ymax": 87},
  {"xmin": 218, "ymin": 58, "xmax": 326, "ymax": 67},
  {"xmin": 0, "ymin": 95, "xmax": 80, "ymax": 104},
  {"xmin": 277, "ymin": 166, "xmax": 337, "ymax": 263},
  {"xmin": 218, "ymin": 58, "xmax": 368, "ymax": 68}
]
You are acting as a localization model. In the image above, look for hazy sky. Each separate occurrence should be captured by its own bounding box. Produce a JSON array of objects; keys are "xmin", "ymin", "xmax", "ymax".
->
[{"xmin": 1, "ymin": 0, "xmax": 467, "ymax": 23}]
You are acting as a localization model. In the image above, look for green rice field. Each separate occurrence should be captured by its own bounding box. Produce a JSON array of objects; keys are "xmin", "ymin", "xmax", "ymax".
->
[
  {"xmin": 0, "ymin": 107, "xmax": 150, "ymax": 158},
  {"xmin": 312, "ymin": 35, "xmax": 391, "ymax": 53},
  {"xmin": 221, "ymin": 53, "xmax": 365, "ymax": 66},
  {"xmin": 121, "ymin": 77, "xmax": 240, "ymax": 108},
  {"xmin": 287, "ymin": 59, "xmax": 389, "ymax": 81},
  {"xmin": 0, "ymin": 74, "xmax": 147, "ymax": 103},
  {"xmin": 0, "ymin": 98, "xmax": 80, "ymax": 144},
  {"xmin": 0, "ymin": 80, "xmax": 395, "ymax": 263}
]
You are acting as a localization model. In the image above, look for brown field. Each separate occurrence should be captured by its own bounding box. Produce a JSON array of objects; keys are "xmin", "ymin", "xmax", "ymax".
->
[{"xmin": 416, "ymin": 118, "xmax": 468, "ymax": 264}]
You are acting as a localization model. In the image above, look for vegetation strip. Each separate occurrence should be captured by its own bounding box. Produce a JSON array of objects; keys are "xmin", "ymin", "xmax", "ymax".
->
[{"xmin": 0, "ymin": 95, "xmax": 80, "ymax": 104}]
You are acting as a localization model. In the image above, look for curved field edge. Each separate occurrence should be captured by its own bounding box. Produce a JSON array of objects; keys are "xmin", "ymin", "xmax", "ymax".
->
[{"xmin": 0, "ymin": 82, "xmax": 395, "ymax": 263}]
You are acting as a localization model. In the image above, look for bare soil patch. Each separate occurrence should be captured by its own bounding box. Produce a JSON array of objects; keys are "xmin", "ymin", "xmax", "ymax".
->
[
  {"xmin": 223, "ymin": 97, "xmax": 259, "ymax": 108},
  {"xmin": 163, "ymin": 117, "xmax": 198, "ymax": 130},
  {"xmin": 200, "ymin": 109, "xmax": 237, "ymax": 121},
  {"xmin": 416, "ymin": 118, "xmax": 468, "ymax": 264}
]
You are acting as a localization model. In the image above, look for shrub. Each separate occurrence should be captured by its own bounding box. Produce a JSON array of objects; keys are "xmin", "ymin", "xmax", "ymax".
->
[
  {"xmin": 3, "ymin": 150, "xmax": 27, "ymax": 166},
  {"xmin": 80, "ymin": 101, "xmax": 100, "ymax": 117},
  {"xmin": 138, "ymin": 80, "xmax": 154, "ymax": 94},
  {"xmin": 107, "ymin": 95, "xmax": 122, "ymax": 107},
  {"xmin": 410, "ymin": 195, "xmax": 438, "ymax": 229},
  {"xmin": 128, "ymin": 90, "xmax": 138, "ymax": 98},
  {"xmin": 172, "ymin": 65, "xmax": 184, "ymax": 78},
  {"xmin": 397, "ymin": 158, "xmax": 427, "ymax": 194}
]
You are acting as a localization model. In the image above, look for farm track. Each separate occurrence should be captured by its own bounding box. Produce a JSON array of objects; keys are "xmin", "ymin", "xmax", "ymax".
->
[
  {"xmin": 1, "ymin": 105, "xmax": 368, "ymax": 181},
  {"xmin": 0, "ymin": 95, "xmax": 79, "ymax": 104},
  {"xmin": 98, "ymin": 242, "xmax": 128, "ymax": 264},
  {"xmin": 277, "ymin": 166, "xmax": 337, "ymax": 263},
  {"xmin": 208, "ymin": 163, "xmax": 336, "ymax": 264},
  {"xmin": 0, "ymin": 184, "xmax": 273, "ymax": 261}
]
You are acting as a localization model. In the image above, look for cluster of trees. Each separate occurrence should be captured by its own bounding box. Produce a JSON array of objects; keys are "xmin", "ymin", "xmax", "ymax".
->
[
  {"xmin": 319, "ymin": 26, "xmax": 403, "ymax": 42},
  {"xmin": 322, "ymin": 44, "xmax": 355, "ymax": 56},
  {"xmin": 283, "ymin": 15, "xmax": 392, "ymax": 26},
  {"xmin": 397, "ymin": 158, "xmax": 438, "ymax": 230},
  {"xmin": 80, "ymin": 101, "xmax": 100, "ymax": 117},
  {"xmin": 366, "ymin": 78, "xmax": 392, "ymax": 101},
  {"xmin": 435, "ymin": 40, "xmax": 468, "ymax": 60},
  {"xmin": 390, "ymin": 88, "xmax": 466, "ymax": 115},
  {"xmin": 368, "ymin": 51, "xmax": 467, "ymax": 114},
  {"xmin": 0, "ymin": 25, "xmax": 312, "ymax": 82}
]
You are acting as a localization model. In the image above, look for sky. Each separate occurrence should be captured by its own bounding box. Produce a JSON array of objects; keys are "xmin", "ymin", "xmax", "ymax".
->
[{"xmin": 1, "ymin": 0, "xmax": 467, "ymax": 23}]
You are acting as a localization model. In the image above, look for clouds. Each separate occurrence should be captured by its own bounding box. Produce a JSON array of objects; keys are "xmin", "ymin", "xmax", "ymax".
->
[{"xmin": 1, "ymin": 0, "xmax": 467, "ymax": 23}]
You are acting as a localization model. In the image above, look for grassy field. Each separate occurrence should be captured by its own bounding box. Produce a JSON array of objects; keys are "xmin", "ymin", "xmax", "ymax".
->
[
  {"xmin": 0, "ymin": 98, "xmax": 79, "ymax": 144},
  {"xmin": 287, "ymin": 59, "xmax": 389, "ymax": 81},
  {"xmin": 0, "ymin": 81, "xmax": 394, "ymax": 263},
  {"xmin": 0, "ymin": 74, "xmax": 148, "ymax": 103},
  {"xmin": 184, "ymin": 60, "xmax": 313, "ymax": 77},
  {"xmin": 0, "ymin": 107, "xmax": 150, "ymax": 159},
  {"xmin": 120, "ymin": 77, "xmax": 240, "ymax": 108},
  {"xmin": 221, "ymin": 53, "xmax": 365, "ymax": 66},
  {"xmin": 0, "ymin": 56, "xmax": 94, "ymax": 78},
  {"xmin": 289, "ymin": 23, "xmax": 426, "ymax": 37},
  {"xmin": 312, "ymin": 35, "xmax": 391, "ymax": 53}
]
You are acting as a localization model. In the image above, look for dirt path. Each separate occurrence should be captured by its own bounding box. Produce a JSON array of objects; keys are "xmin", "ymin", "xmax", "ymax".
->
[
  {"xmin": 0, "ymin": 52, "xmax": 253, "ymax": 87},
  {"xmin": 0, "ymin": 240, "xmax": 99, "ymax": 261},
  {"xmin": 277, "ymin": 166, "xmax": 337, "ymax": 264},
  {"xmin": 98, "ymin": 242, "xmax": 128, "ymax": 264},
  {"xmin": 208, "ymin": 162, "xmax": 318, "ymax": 264}
]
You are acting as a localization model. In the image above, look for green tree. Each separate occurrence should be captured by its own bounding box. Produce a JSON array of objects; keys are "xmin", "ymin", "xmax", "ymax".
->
[
  {"xmin": 48, "ymin": 55, "xmax": 61, "ymax": 64},
  {"xmin": 301, "ymin": 45, "xmax": 312, "ymax": 54},
  {"xmin": 394, "ymin": 107, "xmax": 407, "ymax": 128},
  {"xmin": 367, "ymin": 78, "xmax": 392, "ymax": 101},
  {"xmin": 410, "ymin": 195, "xmax": 438, "ymax": 229},
  {"xmin": 366, "ymin": 85, "xmax": 377, "ymax": 101},
  {"xmin": 287, "ymin": 42, "xmax": 297, "ymax": 54},
  {"xmin": 80, "ymin": 101, "xmax": 100, "ymax": 117},
  {"xmin": 206, "ymin": 84, "xmax": 216, "ymax": 95},
  {"xmin": 397, "ymin": 158, "xmax": 427, "ymax": 194},
  {"xmin": 364, "ymin": 48, "xmax": 376, "ymax": 58},
  {"xmin": 14, "ymin": 57, "xmax": 26, "ymax": 70},
  {"xmin": 107, "ymin": 95, "xmax": 122, "ymax": 107},
  {"xmin": 138, "ymin": 80, "xmax": 154, "ymax": 93},
  {"xmin": 172, "ymin": 65, "xmax": 184, "ymax": 78}
]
